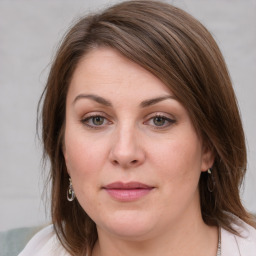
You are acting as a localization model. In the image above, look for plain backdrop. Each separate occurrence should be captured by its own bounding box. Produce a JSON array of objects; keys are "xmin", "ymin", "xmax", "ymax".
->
[{"xmin": 0, "ymin": 0, "xmax": 255, "ymax": 231}]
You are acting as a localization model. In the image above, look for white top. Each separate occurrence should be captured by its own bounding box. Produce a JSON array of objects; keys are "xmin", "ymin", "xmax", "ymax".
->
[
  {"xmin": 18, "ymin": 225, "xmax": 69, "ymax": 256},
  {"xmin": 19, "ymin": 218, "xmax": 256, "ymax": 256}
]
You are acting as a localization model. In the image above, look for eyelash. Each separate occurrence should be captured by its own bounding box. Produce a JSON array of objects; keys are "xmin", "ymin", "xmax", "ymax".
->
[
  {"xmin": 144, "ymin": 114, "xmax": 176, "ymax": 129},
  {"xmin": 81, "ymin": 113, "xmax": 111, "ymax": 129},
  {"xmin": 80, "ymin": 113, "xmax": 176, "ymax": 130}
]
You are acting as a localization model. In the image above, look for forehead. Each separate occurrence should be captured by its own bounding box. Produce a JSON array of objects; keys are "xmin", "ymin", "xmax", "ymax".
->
[{"xmin": 68, "ymin": 47, "xmax": 172, "ymax": 100}]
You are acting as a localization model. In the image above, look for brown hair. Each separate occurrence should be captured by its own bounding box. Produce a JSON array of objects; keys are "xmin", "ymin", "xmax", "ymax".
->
[{"xmin": 40, "ymin": 1, "xmax": 255, "ymax": 255}]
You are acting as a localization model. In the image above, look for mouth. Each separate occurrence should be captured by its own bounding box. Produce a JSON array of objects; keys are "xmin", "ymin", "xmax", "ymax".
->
[{"xmin": 102, "ymin": 182, "xmax": 155, "ymax": 202}]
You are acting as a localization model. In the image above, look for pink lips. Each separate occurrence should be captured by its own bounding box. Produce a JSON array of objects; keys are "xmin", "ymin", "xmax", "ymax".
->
[{"xmin": 103, "ymin": 182, "xmax": 154, "ymax": 201}]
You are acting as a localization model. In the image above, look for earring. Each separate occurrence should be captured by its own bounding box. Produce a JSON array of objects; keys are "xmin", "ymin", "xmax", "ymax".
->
[
  {"xmin": 67, "ymin": 177, "xmax": 75, "ymax": 202},
  {"xmin": 207, "ymin": 168, "xmax": 215, "ymax": 192}
]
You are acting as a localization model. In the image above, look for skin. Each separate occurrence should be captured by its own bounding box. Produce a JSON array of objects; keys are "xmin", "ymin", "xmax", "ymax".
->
[{"xmin": 63, "ymin": 47, "xmax": 217, "ymax": 256}]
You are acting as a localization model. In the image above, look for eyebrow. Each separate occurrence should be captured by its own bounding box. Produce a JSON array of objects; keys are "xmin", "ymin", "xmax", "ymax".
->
[
  {"xmin": 139, "ymin": 95, "xmax": 176, "ymax": 107},
  {"xmin": 73, "ymin": 94, "xmax": 112, "ymax": 106},
  {"xmin": 72, "ymin": 93, "xmax": 176, "ymax": 107}
]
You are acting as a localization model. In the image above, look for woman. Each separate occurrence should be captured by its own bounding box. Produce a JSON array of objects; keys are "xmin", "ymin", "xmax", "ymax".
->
[{"xmin": 19, "ymin": 1, "xmax": 256, "ymax": 255}]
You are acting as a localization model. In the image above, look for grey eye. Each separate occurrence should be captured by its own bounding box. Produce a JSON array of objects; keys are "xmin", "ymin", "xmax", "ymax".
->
[
  {"xmin": 92, "ymin": 116, "xmax": 105, "ymax": 125},
  {"xmin": 153, "ymin": 116, "xmax": 167, "ymax": 126}
]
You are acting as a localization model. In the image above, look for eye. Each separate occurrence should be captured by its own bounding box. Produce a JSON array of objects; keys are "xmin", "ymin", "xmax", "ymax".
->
[
  {"xmin": 153, "ymin": 116, "xmax": 167, "ymax": 126},
  {"xmin": 91, "ymin": 116, "xmax": 105, "ymax": 126},
  {"xmin": 144, "ymin": 114, "xmax": 176, "ymax": 129},
  {"xmin": 81, "ymin": 114, "xmax": 111, "ymax": 129}
]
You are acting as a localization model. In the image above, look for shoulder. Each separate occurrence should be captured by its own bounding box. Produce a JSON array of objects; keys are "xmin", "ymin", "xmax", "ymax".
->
[
  {"xmin": 18, "ymin": 225, "xmax": 70, "ymax": 256},
  {"xmin": 222, "ymin": 217, "xmax": 256, "ymax": 256}
]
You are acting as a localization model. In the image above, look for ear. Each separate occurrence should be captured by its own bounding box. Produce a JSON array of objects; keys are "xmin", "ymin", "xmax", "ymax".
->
[{"xmin": 201, "ymin": 144, "xmax": 215, "ymax": 172}]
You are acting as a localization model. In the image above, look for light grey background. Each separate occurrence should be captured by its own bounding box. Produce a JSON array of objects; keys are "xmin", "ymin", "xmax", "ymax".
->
[{"xmin": 0, "ymin": 0, "xmax": 255, "ymax": 231}]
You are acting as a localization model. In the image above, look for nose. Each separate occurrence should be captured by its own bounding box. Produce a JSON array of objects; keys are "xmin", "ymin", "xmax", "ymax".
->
[{"xmin": 109, "ymin": 125, "xmax": 145, "ymax": 169}]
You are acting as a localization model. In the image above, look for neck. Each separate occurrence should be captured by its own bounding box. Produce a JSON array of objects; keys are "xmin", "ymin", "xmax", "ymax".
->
[{"xmin": 92, "ymin": 214, "xmax": 218, "ymax": 256}]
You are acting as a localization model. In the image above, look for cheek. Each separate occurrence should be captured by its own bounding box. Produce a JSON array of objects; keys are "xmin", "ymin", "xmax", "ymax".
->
[
  {"xmin": 64, "ymin": 133, "xmax": 105, "ymax": 211},
  {"xmin": 153, "ymin": 138, "xmax": 202, "ymax": 171},
  {"xmin": 65, "ymin": 127, "xmax": 105, "ymax": 173},
  {"xmin": 149, "ymin": 133, "xmax": 203, "ymax": 190},
  {"xmin": 64, "ymin": 132, "xmax": 105, "ymax": 203}
]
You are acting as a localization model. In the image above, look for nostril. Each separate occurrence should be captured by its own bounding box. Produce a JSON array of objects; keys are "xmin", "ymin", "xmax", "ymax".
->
[
  {"xmin": 131, "ymin": 160, "xmax": 138, "ymax": 164},
  {"xmin": 113, "ymin": 160, "xmax": 119, "ymax": 165}
]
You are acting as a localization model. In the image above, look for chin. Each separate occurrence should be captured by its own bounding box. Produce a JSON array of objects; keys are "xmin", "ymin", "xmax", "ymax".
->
[{"xmin": 97, "ymin": 210, "xmax": 157, "ymax": 240}]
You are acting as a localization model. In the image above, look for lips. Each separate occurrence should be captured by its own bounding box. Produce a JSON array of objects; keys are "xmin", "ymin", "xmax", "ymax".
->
[
  {"xmin": 103, "ymin": 182, "xmax": 154, "ymax": 201},
  {"xmin": 104, "ymin": 182, "xmax": 153, "ymax": 189}
]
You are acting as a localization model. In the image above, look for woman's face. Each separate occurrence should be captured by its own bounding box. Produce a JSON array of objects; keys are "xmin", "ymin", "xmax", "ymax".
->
[{"xmin": 64, "ymin": 47, "xmax": 213, "ymax": 240}]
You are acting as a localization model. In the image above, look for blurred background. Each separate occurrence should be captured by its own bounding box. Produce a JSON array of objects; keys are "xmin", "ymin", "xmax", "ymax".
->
[{"xmin": 0, "ymin": 0, "xmax": 255, "ymax": 231}]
